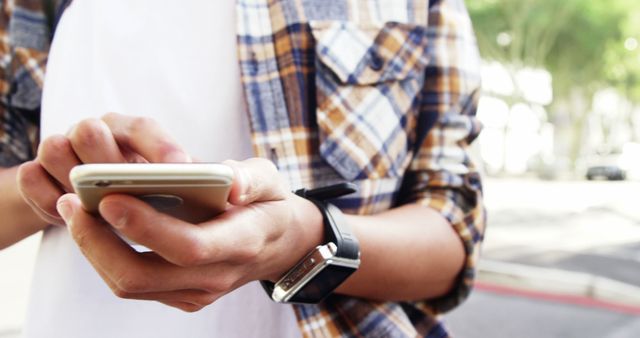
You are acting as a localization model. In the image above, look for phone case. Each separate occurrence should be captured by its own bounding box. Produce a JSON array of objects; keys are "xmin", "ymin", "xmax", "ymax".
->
[{"xmin": 70, "ymin": 163, "xmax": 234, "ymax": 223}]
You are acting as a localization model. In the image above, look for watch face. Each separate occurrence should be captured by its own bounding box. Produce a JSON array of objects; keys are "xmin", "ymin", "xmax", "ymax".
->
[{"xmin": 290, "ymin": 264, "xmax": 356, "ymax": 304}]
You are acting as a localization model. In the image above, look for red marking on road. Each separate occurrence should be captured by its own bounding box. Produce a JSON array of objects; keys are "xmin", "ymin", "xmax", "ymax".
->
[{"xmin": 475, "ymin": 282, "xmax": 640, "ymax": 316}]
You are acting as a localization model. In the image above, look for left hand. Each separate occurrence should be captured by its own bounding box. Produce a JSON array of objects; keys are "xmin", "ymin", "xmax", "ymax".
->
[{"xmin": 56, "ymin": 158, "xmax": 324, "ymax": 312}]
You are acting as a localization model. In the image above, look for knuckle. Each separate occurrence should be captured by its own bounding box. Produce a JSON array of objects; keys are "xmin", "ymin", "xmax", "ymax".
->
[
  {"xmin": 38, "ymin": 135, "xmax": 70, "ymax": 163},
  {"xmin": 178, "ymin": 303, "xmax": 203, "ymax": 313},
  {"xmin": 112, "ymin": 288, "xmax": 134, "ymax": 299},
  {"xmin": 129, "ymin": 116, "xmax": 156, "ymax": 134},
  {"xmin": 16, "ymin": 162, "xmax": 37, "ymax": 191},
  {"xmin": 114, "ymin": 271, "xmax": 149, "ymax": 293},
  {"xmin": 203, "ymin": 277, "xmax": 235, "ymax": 293},
  {"xmin": 246, "ymin": 158, "xmax": 289, "ymax": 198},
  {"xmin": 70, "ymin": 118, "xmax": 106, "ymax": 149},
  {"xmin": 198, "ymin": 293, "xmax": 218, "ymax": 306},
  {"xmin": 217, "ymin": 277, "xmax": 236, "ymax": 292},
  {"xmin": 175, "ymin": 238, "xmax": 210, "ymax": 267},
  {"xmin": 188, "ymin": 291, "xmax": 219, "ymax": 307},
  {"xmin": 101, "ymin": 112, "xmax": 120, "ymax": 122},
  {"xmin": 16, "ymin": 162, "xmax": 61, "ymax": 216},
  {"xmin": 233, "ymin": 239, "xmax": 262, "ymax": 264},
  {"xmin": 176, "ymin": 251, "xmax": 206, "ymax": 268},
  {"xmin": 155, "ymin": 141, "xmax": 183, "ymax": 161}
]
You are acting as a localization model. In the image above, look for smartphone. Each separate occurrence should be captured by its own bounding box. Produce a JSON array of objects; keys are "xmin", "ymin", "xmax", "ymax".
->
[{"xmin": 70, "ymin": 163, "xmax": 234, "ymax": 223}]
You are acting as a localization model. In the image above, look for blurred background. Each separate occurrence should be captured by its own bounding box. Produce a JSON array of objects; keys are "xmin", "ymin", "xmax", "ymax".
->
[
  {"xmin": 468, "ymin": 0, "xmax": 640, "ymax": 180},
  {"xmin": 448, "ymin": 0, "xmax": 640, "ymax": 336},
  {"xmin": 2, "ymin": 0, "xmax": 640, "ymax": 337}
]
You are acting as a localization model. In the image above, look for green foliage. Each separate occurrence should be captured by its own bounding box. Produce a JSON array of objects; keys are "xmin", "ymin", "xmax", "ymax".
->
[{"xmin": 467, "ymin": 0, "xmax": 640, "ymax": 100}]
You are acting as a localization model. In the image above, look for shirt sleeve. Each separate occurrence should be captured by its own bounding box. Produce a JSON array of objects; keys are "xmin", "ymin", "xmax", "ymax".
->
[
  {"xmin": 397, "ymin": 0, "xmax": 486, "ymax": 314},
  {"xmin": 0, "ymin": 1, "xmax": 54, "ymax": 167}
]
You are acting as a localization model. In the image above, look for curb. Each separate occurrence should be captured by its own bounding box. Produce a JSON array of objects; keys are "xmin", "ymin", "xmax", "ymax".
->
[{"xmin": 476, "ymin": 260, "xmax": 640, "ymax": 308}]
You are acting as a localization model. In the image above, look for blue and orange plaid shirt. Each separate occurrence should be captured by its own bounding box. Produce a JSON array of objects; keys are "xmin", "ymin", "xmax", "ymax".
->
[{"xmin": 0, "ymin": 0, "xmax": 485, "ymax": 337}]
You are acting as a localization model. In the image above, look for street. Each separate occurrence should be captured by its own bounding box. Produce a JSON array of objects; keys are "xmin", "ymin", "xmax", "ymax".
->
[
  {"xmin": 481, "ymin": 178, "xmax": 640, "ymax": 286},
  {"xmin": 447, "ymin": 289, "xmax": 640, "ymax": 338},
  {"xmin": 447, "ymin": 177, "xmax": 640, "ymax": 337}
]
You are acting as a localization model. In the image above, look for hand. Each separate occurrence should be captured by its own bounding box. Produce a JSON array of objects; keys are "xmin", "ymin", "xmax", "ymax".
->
[
  {"xmin": 56, "ymin": 158, "xmax": 324, "ymax": 312},
  {"xmin": 17, "ymin": 113, "xmax": 190, "ymax": 226}
]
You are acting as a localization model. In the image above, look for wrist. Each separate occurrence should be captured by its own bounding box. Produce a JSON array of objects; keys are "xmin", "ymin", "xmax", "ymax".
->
[
  {"xmin": 260, "ymin": 183, "xmax": 360, "ymax": 304},
  {"xmin": 0, "ymin": 167, "xmax": 49, "ymax": 248},
  {"xmin": 294, "ymin": 194, "xmax": 325, "ymax": 249},
  {"xmin": 264, "ymin": 193, "xmax": 324, "ymax": 282}
]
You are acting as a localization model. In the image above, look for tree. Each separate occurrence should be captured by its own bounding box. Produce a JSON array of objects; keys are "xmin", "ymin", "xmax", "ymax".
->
[{"xmin": 467, "ymin": 0, "xmax": 640, "ymax": 172}]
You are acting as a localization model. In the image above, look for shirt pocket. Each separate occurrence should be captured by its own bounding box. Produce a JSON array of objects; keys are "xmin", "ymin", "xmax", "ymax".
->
[{"xmin": 310, "ymin": 21, "xmax": 430, "ymax": 181}]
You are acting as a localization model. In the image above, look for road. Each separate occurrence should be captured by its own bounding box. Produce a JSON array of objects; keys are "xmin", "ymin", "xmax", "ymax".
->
[
  {"xmin": 481, "ymin": 178, "xmax": 640, "ymax": 286},
  {"xmin": 446, "ymin": 289, "xmax": 640, "ymax": 338},
  {"xmin": 447, "ymin": 177, "xmax": 640, "ymax": 337}
]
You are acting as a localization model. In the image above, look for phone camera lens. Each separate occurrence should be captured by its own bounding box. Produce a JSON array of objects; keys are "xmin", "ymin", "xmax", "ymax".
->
[{"xmin": 95, "ymin": 180, "xmax": 111, "ymax": 187}]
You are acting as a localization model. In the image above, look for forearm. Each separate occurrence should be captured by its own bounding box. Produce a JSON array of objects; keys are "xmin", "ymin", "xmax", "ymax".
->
[
  {"xmin": 0, "ymin": 166, "xmax": 48, "ymax": 249},
  {"xmin": 335, "ymin": 203, "xmax": 465, "ymax": 301}
]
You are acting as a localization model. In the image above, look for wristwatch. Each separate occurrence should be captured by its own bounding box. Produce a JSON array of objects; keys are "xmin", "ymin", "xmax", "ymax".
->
[{"xmin": 260, "ymin": 183, "xmax": 361, "ymax": 304}]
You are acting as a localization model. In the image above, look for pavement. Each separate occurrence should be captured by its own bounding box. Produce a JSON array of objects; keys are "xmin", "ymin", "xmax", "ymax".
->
[
  {"xmin": 446, "ymin": 177, "xmax": 640, "ymax": 337},
  {"xmin": 446, "ymin": 288, "xmax": 640, "ymax": 338},
  {"xmin": 477, "ymin": 178, "xmax": 640, "ymax": 294},
  {"xmin": 1, "ymin": 177, "xmax": 639, "ymax": 337},
  {"xmin": 480, "ymin": 178, "xmax": 640, "ymax": 284}
]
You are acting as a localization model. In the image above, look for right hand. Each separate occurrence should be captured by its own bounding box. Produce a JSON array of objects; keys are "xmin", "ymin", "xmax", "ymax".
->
[{"xmin": 17, "ymin": 113, "xmax": 191, "ymax": 226}]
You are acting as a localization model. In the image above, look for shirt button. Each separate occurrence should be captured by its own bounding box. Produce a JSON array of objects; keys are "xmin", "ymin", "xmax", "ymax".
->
[
  {"xmin": 369, "ymin": 52, "xmax": 384, "ymax": 71},
  {"xmin": 249, "ymin": 51, "xmax": 259, "ymax": 75}
]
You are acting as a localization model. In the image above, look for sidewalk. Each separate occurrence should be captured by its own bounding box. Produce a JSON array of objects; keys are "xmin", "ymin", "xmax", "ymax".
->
[
  {"xmin": 477, "ymin": 260, "xmax": 640, "ymax": 312},
  {"xmin": 446, "ymin": 178, "xmax": 640, "ymax": 337},
  {"xmin": 446, "ymin": 288, "xmax": 640, "ymax": 338},
  {"xmin": 477, "ymin": 178, "xmax": 640, "ymax": 304}
]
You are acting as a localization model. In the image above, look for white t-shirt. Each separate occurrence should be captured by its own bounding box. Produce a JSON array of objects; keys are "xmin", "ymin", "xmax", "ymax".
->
[{"xmin": 24, "ymin": 1, "xmax": 301, "ymax": 337}]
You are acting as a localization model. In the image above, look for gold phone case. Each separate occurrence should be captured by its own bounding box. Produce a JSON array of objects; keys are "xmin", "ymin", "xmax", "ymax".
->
[{"xmin": 70, "ymin": 163, "xmax": 234, "ymax": 223}]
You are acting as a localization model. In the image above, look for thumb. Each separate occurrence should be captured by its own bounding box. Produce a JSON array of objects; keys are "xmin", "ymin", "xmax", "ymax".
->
[{"xmin": 223, "ymin": 158, "xmax": 290, "ymax": 205}]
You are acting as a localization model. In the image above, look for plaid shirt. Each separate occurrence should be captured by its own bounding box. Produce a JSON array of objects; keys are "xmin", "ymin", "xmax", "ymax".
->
[{"xmin": 0, "ymin": 0, "xmax": 485, "ymax": 337}]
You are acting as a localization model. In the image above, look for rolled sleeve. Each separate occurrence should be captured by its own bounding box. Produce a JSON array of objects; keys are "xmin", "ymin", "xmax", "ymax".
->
[
  {"xmin": 398, "ymin": 0, "xmax": 486, "ymax": 314},
  {"xmin": 0, "ymin": 1, "xmax": 51, "ymax": 167},
  {"xmin": 0, "ymin": 106, "xmax": 39, "ymax": 167}
]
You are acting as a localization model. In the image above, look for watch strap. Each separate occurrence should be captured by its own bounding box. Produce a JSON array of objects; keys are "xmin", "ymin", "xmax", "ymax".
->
[
  {"xmin": 260, "ymin": 183, "xmax": 359, "ymax": 303},
  {"xmin": 294, "ymin": 182, "xmax": 357, "ymax": 201},
  {"xmin": 295, "ymin": 183, "xmax": 359, "ymax": 259}
]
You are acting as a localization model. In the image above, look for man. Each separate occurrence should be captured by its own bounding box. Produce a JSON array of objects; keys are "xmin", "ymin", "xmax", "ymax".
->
[{"xmin": 0, "ymin": 0, "xmax": 485, "ymax": 337}]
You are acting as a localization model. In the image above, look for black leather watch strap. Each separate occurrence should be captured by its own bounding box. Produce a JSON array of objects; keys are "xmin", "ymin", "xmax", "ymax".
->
[
  {"xmin": 307, "ymin": 199, "xmax": 359, "ymax": 259},
  {"xmin": 295, "ymin": 182, "xmax": 359, "ymax": 258},
  {"xmin": 260, "ymin": 183, "xmax": 360, "ymax": 304},
  {"xmin": 294, "ymin": 182, "xmax": 357, "ymax": 201}
]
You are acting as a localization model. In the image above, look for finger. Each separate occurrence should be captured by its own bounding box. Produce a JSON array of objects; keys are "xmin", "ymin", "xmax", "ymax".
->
[
  {"xmin": 23, "ymin": 196, "xmax": 64, "ymax": 226},
  {"xmin": 119, "ymin": 145, "xmax": 150, "ymax": 164},
  {"xmin": 99, "ymin": 193, "xmax": 278, "ymax": 273},
  {"xmin": 89, "ymin": 256, "xmax": 219, "ymax": 307},
  {"xmin": 37, "ymin": 134, "xmax": 81, "ymax": 191},
  {"xmin": 89, "ymin": 260, "xmax": 217, "ymax": 310},
  {"xmin": 158, "ymin": 301, "xmax": 204, "ymax": 313},
  {"xmin": 223, "ymin": 158, "xmax": 289, "ymax": 205},
  {"xmin": 98, "ymin": 194, "xmax": 218, "ymax": 266},
  {"xmin": 17, "ymin": 161, "xmax": 65, "ymax": 225},
  {"xmin": 102, "ymin": 113, "xmax": 191, "ymax": 163},
  {"xmin": 58, "ymin": 194, "xmax": 210, "ymax": 293},
  {"xmin": 67, "ymin": 118, "xmax": 127, "ymax": 163},
  {"xmin": 117, "ymin": 289, "xmax": 219, "ymax": 307}
]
